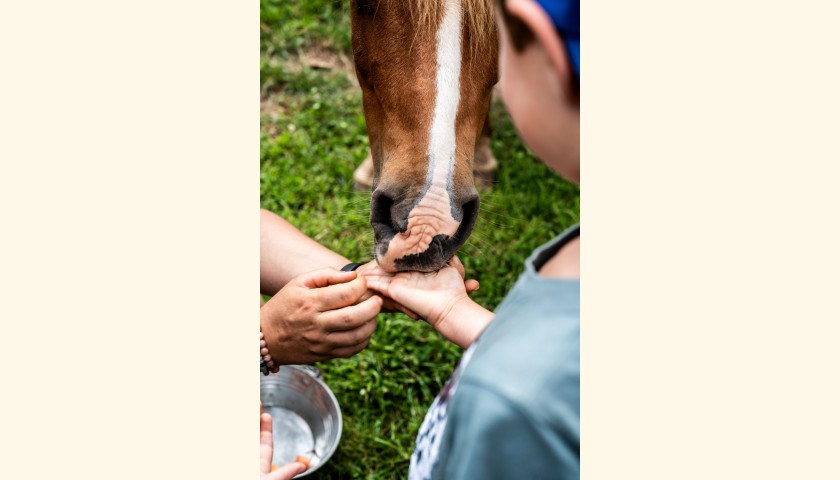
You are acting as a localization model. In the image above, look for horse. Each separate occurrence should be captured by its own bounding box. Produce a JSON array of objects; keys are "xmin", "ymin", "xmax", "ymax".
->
[{"xmin": 350, "ymin": 0, "xmax": 499, "ymax": 273}]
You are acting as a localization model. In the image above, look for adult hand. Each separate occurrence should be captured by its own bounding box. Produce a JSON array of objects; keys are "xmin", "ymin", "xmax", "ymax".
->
[
  {"xmin": 261, "ymin": 267, "xmax": 382, "ymax": 364},
  {"xmin": 261, "ymin": 412, "xmax": 307, "ymax": 480}
]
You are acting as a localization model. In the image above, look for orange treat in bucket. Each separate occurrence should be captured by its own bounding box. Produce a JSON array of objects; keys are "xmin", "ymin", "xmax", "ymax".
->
[{"xmin": 295, "ymin": 455, "xmax": 311, "ymax": 469}]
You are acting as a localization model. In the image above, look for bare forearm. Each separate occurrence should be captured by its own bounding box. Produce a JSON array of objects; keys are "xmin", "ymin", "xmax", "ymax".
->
[
  {"xmin": 435, "ymin": 296, "xmax": 494, "ymax": 349},
  {"xmin": 260, "ymin": 209, "xmax": 349, "ymax": 295}
]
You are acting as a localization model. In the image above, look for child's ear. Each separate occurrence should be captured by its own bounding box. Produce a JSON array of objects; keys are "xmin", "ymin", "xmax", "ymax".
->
[{"xmin": 505, "ymin": 0, "xmax": 573, "ymax": 90}]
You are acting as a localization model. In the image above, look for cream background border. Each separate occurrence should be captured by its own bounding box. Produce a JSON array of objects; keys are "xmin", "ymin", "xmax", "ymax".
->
[
  {"xmin": 1, "ymin": 1, "xmax": 257, "ymax": 478},
  {"xmin": 584, "ymin": 0, "xmax": 840, "ymax": 478},
  {"xmin": 2, "ymin": 0, "xmax": 840, "ymax": 478}
]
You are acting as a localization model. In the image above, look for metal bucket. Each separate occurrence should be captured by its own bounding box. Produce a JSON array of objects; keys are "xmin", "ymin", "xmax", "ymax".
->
[{"xmin": 260, "ymin": 365, "xmax": 342, "ymax": 477}]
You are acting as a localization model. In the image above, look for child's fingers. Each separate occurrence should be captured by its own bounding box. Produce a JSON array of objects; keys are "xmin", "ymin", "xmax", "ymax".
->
[
  {"xmin": 359, "ymin": 264, "xmax": 390, "ymax": 277},
  {"xmin": 465, "ymin": 279, "xmax": 480, "ymax": 294},
  {"xmin": 447, "ymin": 255, "xmax": 467, "ymax": 279},
  {"xmin": 363, "ymin": 275, "xmax": 393, "ymax": 297},
  {"xmin": 365, "ymin": 277, "xmax": 420, "ymax": 318},
  {"xmin": 260, "ymin": 413, "xmax": 274, "ymax": 474},
  {"xmin": 266, "ymin": 462, "xmax": 307, "ymax": 480}
]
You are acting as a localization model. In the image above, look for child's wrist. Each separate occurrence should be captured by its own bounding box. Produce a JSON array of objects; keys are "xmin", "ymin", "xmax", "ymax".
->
[{"xmin": 434, "ymin": 295, "xmax": 493, "ymax": 348}]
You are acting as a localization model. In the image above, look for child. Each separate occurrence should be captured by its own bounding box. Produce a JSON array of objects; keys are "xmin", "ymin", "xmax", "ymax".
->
[{"xmin": 363, "ymin": 0, "xmax": 580, "ymax": 478}]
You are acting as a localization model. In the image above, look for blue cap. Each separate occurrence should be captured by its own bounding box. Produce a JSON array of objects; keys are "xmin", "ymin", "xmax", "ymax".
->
[{"xmin": 533, "ymin": 0, "xmax": 580, "ymax": 80}]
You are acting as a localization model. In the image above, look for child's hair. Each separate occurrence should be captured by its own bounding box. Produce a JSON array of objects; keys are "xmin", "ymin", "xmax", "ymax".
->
[{"xmin": 494, "ymin": 0, "xmax": 536, "ymax": 52}]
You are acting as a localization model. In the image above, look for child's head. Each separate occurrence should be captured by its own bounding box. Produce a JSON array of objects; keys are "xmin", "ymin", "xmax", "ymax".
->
[{"xmin": 494, "ymin": 0, "xmax": 579, "ymax": 183}]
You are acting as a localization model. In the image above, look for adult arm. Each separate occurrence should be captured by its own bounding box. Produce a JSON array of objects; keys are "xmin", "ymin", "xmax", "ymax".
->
[
  {"xmin": 260, "ymin": 209, "xmax": 350, "ymax": 296},
  {"xmin": 260, "ymin": 210, "xmax": 382, "ymax": 364}
]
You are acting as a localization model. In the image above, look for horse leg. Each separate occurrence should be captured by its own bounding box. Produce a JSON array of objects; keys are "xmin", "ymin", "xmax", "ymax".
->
[
  {"xmin": 353, "ymin": 153, "xmax": 375, "ymax": 191},
  {"xmin": 473, "ymin": 111, "xmax": 497, "ymax": 188}
]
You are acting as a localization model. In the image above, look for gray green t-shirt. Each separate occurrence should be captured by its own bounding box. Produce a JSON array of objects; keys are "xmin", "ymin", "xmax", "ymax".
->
[{"xmin": 409, "ymin": 225, "xmax": 580, "ymax": 480}]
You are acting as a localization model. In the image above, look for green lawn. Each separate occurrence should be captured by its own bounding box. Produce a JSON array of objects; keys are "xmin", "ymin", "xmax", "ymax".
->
[{"xmin": 260, "ymin": 1, "xmax": 580, "ymax": 478}]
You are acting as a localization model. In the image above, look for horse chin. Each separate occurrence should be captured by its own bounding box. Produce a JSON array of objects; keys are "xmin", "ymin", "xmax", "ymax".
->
[
  {"xmin": 375, "ymin": 233, "xmax": 463, "ymax": 273},
  {"xmin": 375, "ymin": 254, "xmax": 450, "ymax": 274}
]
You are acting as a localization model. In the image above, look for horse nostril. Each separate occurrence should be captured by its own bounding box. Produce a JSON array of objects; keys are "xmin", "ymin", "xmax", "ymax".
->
[
  {"xmin": 370, "ymin": 189, "xmax": 397, "ymax": 240},
  {"xmin": 452, "ymin": 195, "xmax": 480, "ymax": 244},
  {"xmin": 460, "ymin": 195, "xmax": 480, "ymax": 225}
]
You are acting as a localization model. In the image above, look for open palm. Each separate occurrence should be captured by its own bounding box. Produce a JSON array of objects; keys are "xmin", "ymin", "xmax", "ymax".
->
[{"xmin": 361, "ymin": 256, "xmax": 477, "ymax": 329}]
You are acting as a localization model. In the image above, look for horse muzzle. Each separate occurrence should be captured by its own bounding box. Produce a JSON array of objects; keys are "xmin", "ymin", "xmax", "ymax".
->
[{"xmin": 371, "ymin": 188, "xmax": 479, "ymax": 272}]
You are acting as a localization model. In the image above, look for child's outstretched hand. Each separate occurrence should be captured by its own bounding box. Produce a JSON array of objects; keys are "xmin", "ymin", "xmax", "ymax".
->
[
  {"xmin": 260, "ymin": 412, "xmax": 308, "ymax": 480},
  {"xmin": 355, "ymin": 258, "xmax": 478, "ymax": 320},
  {"xmin": 361, "ymin": 256, "xmax": 491, "ymax": 348}
]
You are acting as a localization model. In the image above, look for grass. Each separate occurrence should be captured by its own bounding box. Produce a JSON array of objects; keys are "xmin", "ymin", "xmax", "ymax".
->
[{"xmin": 260, "ymin": 1, "xmax": 580, "ymax": 478}]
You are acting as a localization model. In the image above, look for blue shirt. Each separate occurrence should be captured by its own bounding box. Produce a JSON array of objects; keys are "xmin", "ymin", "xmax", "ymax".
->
[{"xmin": 409, "ymin": 225, "xmax": 581, "ymax": 480}]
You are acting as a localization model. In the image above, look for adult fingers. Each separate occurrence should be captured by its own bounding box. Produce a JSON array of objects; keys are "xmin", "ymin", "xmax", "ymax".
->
[
  {"xmin": 266, "ymin": 462, "xmax": 307, "ymax": 480},
  {"xmin": 260, "ymin": 413, "xmax": 274, "ymax": 474},
  {"xmin": 313, "ymin": 276, "xmax": 369, "ymax": 311},
  {"xmin": 399, "ymin": 306, "xmax": 419, "ymax": 320},
  {"xmin": 357, "ymin": 289, "xmax": 374, "ymax": 303},
  {"xmin": 329, "ymin": 336, "xmax": 372, "ymax": 359},
  {"xmin": 465, "ymin": 279, "xmax": 480, "ymax": 294},
  {"xmin": 320, "ymin": 294, "xmax": 382, "ymax": 332},
  {"xmin": 325, "ymin": 314, "xmax": 378, "ymax": 348},
  {"xmin": 382, "ymin": 296, "xmax": 420, "ymax": 320},
  {"xmin": 297, "ymin": 267, "xmax": 357, "ymax": 289}
]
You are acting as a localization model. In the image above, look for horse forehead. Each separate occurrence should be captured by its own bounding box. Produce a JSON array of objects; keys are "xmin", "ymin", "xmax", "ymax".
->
[{"xmin": 353, "ymin": 0, "xmax": 495, "ymax": 132}]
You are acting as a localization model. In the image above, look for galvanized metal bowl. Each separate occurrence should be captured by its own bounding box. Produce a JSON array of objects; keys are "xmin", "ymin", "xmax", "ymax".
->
[{"xmin": 260, "ymin": 366, "xmax": 342, "ymax": 477}]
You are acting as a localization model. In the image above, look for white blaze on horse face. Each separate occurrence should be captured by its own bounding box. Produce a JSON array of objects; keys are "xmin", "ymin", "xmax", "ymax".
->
[
  {"xmin": 427, "ymin": 0, "xmax": 463, "ymax": 194},
  {"xmin": 383, "ymin": 0, "xmax": 463, "ymax": 262}
]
